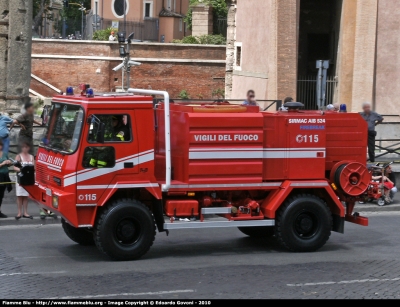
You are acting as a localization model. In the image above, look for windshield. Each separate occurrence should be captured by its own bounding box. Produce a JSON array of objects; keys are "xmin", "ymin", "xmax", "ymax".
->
[{"xmin": 40, "ymin": 103, "xmax": 84, "ymax": 154}]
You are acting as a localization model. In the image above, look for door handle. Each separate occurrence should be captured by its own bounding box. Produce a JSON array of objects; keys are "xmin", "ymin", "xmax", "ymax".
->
[{"xmin": 124, "ymin": 162, "xmax": 134, "ymax": 168}]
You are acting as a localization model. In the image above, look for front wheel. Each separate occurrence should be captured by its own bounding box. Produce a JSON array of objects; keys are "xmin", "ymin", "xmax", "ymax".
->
[
  {"xmin": 238, "ymin": 226, "xmax": 274, "ymax": 237},
  {"xmin": 94, "ymin": 199, "xmax": 156, "ymax": 261},
  {"xmin": 275, "ymin": 194, "xmax": 332, "ymax": 252},
  {"xmin": 61, "ymin": 218, "xmax": 94, "ymax": 246}
]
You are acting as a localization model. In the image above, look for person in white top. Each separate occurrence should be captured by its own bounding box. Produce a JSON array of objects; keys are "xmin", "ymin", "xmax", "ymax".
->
[
  {"xmin": 109, "ymin": 31, "xmax": 116, "ymax": 41},
  {"xmin": 14, "ymin": 141, "xmax": 34, "ymax": 219}
]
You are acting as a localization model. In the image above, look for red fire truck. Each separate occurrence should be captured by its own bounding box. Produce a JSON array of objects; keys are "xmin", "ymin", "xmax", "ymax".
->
[{"xmin": 24, "ymin": 87, "xmax": 370, "ymax": 260}]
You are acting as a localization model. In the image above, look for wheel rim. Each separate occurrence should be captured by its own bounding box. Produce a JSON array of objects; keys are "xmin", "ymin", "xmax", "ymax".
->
[
  {"xmin": 293, "ymin": 210, "xmax": 319, "ymax": 239},
  {"xmin": 114, "ymin": 217, "xmax": 141, "ymax": 245}
]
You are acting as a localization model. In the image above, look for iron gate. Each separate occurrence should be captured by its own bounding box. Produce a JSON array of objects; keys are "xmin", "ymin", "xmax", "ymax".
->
[{"xmin": 297, "ymin": 75, "xmax": 338, "ymax": 110}]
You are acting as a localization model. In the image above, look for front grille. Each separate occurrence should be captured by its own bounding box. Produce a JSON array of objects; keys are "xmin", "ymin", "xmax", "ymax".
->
[
  {"xmin": 36, "ymin": 164, "xmax": 48, "ymax": 184},
  {"xmin": 36, "ymin": 164, "xmax": 62, "ymax": 186}
]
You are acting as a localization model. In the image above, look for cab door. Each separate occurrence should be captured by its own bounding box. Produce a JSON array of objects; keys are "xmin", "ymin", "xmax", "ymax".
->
[{"xmin": 75, "ymin": 110, "xmax": 139, "ymax": 205}]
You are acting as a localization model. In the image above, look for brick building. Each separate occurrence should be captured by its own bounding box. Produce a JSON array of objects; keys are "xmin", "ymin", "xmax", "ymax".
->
[
  {"xmin": 92, "ymin": 0, "xmax": 190, "ymax": 42},
  {"xmin": 30, "ymin": 39, "xmax": 225, "ymax": 99},
  {"xmin": 226, "ymin": 0, "xmax": 400, "ymax": 114}
]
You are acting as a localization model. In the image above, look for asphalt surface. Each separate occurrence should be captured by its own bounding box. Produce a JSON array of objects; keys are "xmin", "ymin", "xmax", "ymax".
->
[
  {"xmin": 0, "ymin": 210, "xmax": 400, "ymax": 299},
  {"xmin": 1, "ymin": 192, "xmax": 400, "ymax": 299}
]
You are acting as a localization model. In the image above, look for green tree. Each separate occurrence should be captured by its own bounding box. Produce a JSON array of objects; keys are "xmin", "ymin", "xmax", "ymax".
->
[
  {"xmin": 33, "ymin": 0, "xmax": 52, "ymax": 35},
  {"xmin": 184, "ymin": 0, "xmax": 228, "ymax": 34},
  {"xmin": 56, "ymin": 0, "xmax": 91, "ymax": 35}
]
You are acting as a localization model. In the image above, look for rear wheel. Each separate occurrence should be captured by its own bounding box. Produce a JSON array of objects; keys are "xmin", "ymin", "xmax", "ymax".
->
[
  {"xmin": 61, "ymin": 218, "xmax": 94, "ymax": 246},
  {"xmin": 238, "ymin": 226, "xmax": 274, "ymax": 237},
  {"xmin": 275, "ymin": 194, "xmax": 332, "ymax": 252},
  {"xmin": 94, "ymin": 199, "xmax": 156, "ymax": 261}
]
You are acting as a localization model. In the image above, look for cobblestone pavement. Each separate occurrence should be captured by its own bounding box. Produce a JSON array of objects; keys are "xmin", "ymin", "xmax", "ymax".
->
[{"xmin": 1, "ymin": 213, "xmax": 400, "ymax": 299}]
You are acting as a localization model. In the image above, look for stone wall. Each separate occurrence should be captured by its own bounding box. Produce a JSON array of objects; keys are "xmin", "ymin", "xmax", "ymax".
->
[{"xmin": 30, "ymin": 40, "xmax": 226, "ymax": 99}]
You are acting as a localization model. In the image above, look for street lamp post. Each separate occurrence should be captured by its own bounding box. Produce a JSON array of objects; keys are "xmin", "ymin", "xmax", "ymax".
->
[
  {"xmin": 81, "ymin": 2, "xmax": 83, "ymax": 38},
  {"xmin": 78, "ymin": 3, "xmax": 86, "ymax": 38},
  {"xmin": 115, "ymin": 32, "xmax": 140, "ymax": 91},
  {"xmin": 123, "ymin": 0, "xmax": 126, "ymax": 34},
  {"xmin": 62, "ymin": 17, "xmax": 66, "ymax": 38}
]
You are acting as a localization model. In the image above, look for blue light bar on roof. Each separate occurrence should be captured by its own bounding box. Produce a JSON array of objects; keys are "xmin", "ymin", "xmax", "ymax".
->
[
  {"xmin": 86, "ymin": 88, "xmax": 94, "ymax": 98},
  {"xmin": 66, "ymin": 86, "xmax": 74, "ymax": 95}
]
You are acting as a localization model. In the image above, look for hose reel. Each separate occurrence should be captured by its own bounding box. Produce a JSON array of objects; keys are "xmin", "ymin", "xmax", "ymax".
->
[{"xmin": 332, "ymin": 162, "xmax": 370, "ymax": 196}]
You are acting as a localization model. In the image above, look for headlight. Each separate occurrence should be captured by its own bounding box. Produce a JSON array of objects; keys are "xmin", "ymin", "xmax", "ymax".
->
[{"xmin": 52, "ymin": 195, "xmax": 59, "ymax": 208}]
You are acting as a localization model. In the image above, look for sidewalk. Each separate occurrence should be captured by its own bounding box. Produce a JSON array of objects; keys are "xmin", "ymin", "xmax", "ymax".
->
[
  {"xmin": 0, "ymin": 193, "xmax": 60, "ymax": 226},
  {"xmin": 0, "ymin": 190, "xmax": 399, "ymax": 227}
]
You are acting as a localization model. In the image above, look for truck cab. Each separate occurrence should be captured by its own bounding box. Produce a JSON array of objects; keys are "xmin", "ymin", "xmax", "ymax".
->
[{"xmin": 29, "ymin": 93, "xmax": 159, "ymax": 228}]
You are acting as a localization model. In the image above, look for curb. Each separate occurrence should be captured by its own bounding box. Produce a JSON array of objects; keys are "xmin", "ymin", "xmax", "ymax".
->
[
  {"xmin": 0, "ymin": 216, "xmax": 60, "ymax": 226},
  {"xmin": 354, "ymin": 203, "xmax": 400, "ymax": 213}
]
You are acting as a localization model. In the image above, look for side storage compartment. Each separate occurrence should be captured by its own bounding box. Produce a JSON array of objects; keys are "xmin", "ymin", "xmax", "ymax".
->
[{"xmin": 165, "ymin": 200, "xmax": 199, "ymax": 217}]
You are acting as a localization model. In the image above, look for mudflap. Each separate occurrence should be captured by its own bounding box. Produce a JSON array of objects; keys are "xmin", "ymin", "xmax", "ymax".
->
[
  {"xmin": 332, "ymin": 214, "xmax": 345, "ymax": 233},
  {"xmin": 152, "ymin": 199, "xmax": 165, "ymax": 232}
]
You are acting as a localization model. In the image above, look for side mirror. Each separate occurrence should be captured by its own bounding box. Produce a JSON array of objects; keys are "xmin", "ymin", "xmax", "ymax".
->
[{"xmin": 96, "ymin": 122, "xmax": 105, "ymax": 143}]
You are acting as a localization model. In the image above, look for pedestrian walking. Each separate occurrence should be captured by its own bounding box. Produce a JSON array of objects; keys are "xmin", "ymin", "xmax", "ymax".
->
[
  {"xmin": 14, "ymin": 141, "xmax": 34, "ymax": 220},
  {"xmin": 242, "ymin": 90, "xmax": 258, "ymax": 106},
  {"xmin": 360, "ymin": 102, "xmax": 383, "ymax": 162},
  {"xmin": 0, "ymin": 140, "xmax": 12, "ymax": 218},
  {"xmin": 12, "ymin": 102, "xmax": 42, "ymax": 154},
  {"xmin": 0, "ymin": 113, "xmax": 19, "ymax": 155}
]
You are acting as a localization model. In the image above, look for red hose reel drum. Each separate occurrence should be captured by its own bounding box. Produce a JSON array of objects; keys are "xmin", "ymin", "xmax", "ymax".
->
[{"xmin": 332, "ymin": 162, "xmax": 371, "ymax": 196}]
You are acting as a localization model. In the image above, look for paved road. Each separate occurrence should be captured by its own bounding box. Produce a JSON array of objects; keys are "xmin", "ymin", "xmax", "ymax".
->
[{"xmin": 1, "ymin": 211, "xmax": 400, "ymax": 299}]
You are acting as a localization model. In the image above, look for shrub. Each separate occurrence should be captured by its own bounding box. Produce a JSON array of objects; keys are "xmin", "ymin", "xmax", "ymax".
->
[
  {"xmin": 93, "ymin": 27, "xmax": 118, "ymax": 41},
  {"xmin": 172, "ymin": 34, "xmax": 226, "ymax": 45},
  {"xmin": 212, "ymin": 88, "xmax": 225, "ymax": 99},
  {"xmin": 178, "ymin": 90, "xmax": 190, "ymax": 99}
]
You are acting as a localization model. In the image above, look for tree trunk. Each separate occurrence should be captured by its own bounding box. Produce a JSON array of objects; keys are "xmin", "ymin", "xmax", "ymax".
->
[{"xmin": 33, "ymin": 0, "xmax": 46, "ymax": 34}]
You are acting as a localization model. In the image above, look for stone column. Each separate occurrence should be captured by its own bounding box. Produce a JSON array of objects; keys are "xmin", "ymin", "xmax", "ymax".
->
[
  {"xmin": 274, "ymin": 0, "xmax": 299, "ymax": 101},
  {"xmin": 224, "ymin": 0, "xmax": 236, "ymax": 99},
  {"xmin": 6, "ymin": 0, "xmax": 33, "ymax": 112},
  {"xmin": 191, "ymin": 4, "xmax": 213, "ymax": 37},
  {"xmin": 0, "ymin": 0, "xmax": 9, "ymax": 106},
  {"xmin": 334, "ymin": 0, "xmax": 358, "ymax": 108},
  {"xmin": 351, "ymin": 0, "xmax": 378, "ymax": 112}
]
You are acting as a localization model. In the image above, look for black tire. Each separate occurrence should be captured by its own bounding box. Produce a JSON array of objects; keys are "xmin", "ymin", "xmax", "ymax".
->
[
  {"xmin": 94, "ymin": 199, "xmax": 156, "ymax": 261},
  {"xmin": 238, "ymin": 226, "xmax": 274, "ymax": 237},
  {"xmin": 275, "ymin": 194, "xmax": 332, "ymax": 252},
  {"xmin": 61, "ymin": 218, "xmax": 95, "ymax": 246}
]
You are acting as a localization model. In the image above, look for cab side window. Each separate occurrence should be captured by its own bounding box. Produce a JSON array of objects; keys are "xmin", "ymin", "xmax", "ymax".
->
[
  {"xmin": 88, "ymin": 114, "xmax": 132, "ymax": 143},
  {"xmin": 82, "ymin": 147, "xmax": 115, "ymax": 168}
]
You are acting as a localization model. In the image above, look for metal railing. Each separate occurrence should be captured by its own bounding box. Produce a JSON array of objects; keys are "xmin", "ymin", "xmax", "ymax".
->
[
  {"xmin": 215, "ymin": 18, "xmax": 227, "ymax": 37},
  {"xmin": 97, "ymin": 18, "xmax": 159, "ymax": 41},
  {"xmin": 153, "ymin": 99, "xmax": 282, "ymax": 111},
  {"xmin": 375, "ymin": 117, "xmax": 400, "ymax": 160},
  {"xmin": 297, "ymin": 75, "xmax": 338, "ymax": 110}
]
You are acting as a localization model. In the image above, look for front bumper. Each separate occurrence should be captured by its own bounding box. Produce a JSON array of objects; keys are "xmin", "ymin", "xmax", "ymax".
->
[{"xmin": 26, "ymin": 183, "xmax": 84, "ymax": 227}]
